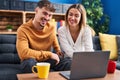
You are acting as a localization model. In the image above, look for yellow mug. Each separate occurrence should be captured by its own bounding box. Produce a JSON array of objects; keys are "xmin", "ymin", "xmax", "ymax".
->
[{"xmin": 32, "ymin": 62, "xmax": 50, "ymax": 78}]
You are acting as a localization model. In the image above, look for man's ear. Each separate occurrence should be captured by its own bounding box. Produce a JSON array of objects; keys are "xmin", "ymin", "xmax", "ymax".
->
[{"xmin": 35, "ymin": 7, "xmax": 39, "ymax": 13}]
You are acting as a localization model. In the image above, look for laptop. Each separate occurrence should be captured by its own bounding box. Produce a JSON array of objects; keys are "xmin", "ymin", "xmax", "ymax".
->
[{"xmin": 59, "ymin": 51, "xmax": 110, "ymax": 80}]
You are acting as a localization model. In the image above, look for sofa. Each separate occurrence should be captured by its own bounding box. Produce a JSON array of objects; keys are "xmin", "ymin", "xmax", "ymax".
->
[
  {"xmin": 92, "ymin": 35, "xmax": 120, "ymax": 70},
  {"xmin": 0, "ymin": 34, "xmax": 120, "ymax": 80},
  {"xmin": 0, "ymin": 34, "xmax": 22, "ymax": 80}
]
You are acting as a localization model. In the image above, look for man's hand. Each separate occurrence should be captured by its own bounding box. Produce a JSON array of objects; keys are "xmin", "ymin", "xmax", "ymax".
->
[{"xmin": 50, "ymin": 53, "xmax": 60, "ymax": 65}]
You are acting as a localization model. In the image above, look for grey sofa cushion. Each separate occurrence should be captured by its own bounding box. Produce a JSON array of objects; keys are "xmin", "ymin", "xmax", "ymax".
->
[
  {"xmin": 0, "ymin": 34, "xmax": 20, "ymax": 64},
  {"xmin": 116, "ymin": 36, "xmax": 120, "ymax": 70},
  {"xmin": 92, "ymin": 36, "xmax": 101, "ymax": 50},
  {"xmin": 0, "ymin": 64, "xmax": 22, "ymax": 80},
  {"xmin": 116, "ymin": 36, "xmax": 120, "ymax": 53},
  {"xmin": 0, "ymin": 34, "xmax": 22, "ymax": 80}
]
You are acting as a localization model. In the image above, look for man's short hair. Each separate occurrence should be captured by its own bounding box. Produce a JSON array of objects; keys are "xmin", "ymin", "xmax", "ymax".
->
[{"xmin": 37, "ymin": 0, "xmax": 55, "ymax": 12}]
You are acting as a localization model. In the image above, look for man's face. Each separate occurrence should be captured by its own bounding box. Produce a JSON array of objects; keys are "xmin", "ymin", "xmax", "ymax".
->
[{"xmin": 35, "ymin": 7, "xmax": 53, "ymax": 28}]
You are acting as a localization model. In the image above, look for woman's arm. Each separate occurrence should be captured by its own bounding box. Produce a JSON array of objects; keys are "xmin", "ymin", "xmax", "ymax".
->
[
  {"xmin": 83, "ymin": 27, "xmax": 94, "ymax": 51},
  {"xmin": 58, "ymin": 27, "xmax": 74, "ymax": 58}
]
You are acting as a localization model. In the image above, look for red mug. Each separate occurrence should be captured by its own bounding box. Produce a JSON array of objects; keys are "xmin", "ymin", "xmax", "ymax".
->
[{"xmin": 107, "ymin": 60, "xmax": 116, "ymax": 73}]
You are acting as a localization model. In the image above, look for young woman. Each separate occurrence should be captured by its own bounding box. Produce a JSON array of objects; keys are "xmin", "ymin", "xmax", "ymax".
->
[{"xmin": 58, "ymin": 4, "xmax": 94, "ymax": 58}]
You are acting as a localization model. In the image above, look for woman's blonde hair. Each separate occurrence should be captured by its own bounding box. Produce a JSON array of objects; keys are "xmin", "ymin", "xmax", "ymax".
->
[{"xmin": 65, "ymin": 4, "xmax": 87, "ymax": 28}]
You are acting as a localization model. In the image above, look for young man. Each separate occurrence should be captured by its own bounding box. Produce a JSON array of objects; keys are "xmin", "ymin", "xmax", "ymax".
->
[{"xmin": 16, "ymin": 0, "xmax": 71, "ymax": 73}]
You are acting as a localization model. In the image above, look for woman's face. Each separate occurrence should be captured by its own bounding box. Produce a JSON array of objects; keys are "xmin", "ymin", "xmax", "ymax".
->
[{"xmin": 67, "ymin": 8, "xmax": 81, "ymax": 28}]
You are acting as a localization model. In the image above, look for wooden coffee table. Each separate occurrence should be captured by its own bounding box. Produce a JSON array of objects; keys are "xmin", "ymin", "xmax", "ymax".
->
[{"xmin": 17, "ymin": 69, "xmax": 120, "ymax": 80}]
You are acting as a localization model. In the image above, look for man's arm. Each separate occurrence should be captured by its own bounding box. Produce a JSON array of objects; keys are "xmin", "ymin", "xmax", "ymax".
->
[
  {"xmin": 16, "ymin": 28, "xmax": 52, "ymax": 61},
  {"xmin": 16, "ymin": 27, "xmax": 60, "ymax": 64}
]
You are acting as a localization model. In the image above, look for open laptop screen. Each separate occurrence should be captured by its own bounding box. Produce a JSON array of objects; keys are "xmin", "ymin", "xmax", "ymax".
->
[{"xmin": 60, "ymin": 51, "xmax": 110, "ymax": 80}]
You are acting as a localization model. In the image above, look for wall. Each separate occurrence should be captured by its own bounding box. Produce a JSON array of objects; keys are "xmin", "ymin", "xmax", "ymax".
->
[
  {"xmin": 101, "ymin": 0, "xmax": 120, "ymax": 34},
  {"xmin": 22, "ymin": 0, "xmax": 81, "ymax": 3},
  {"xmin": 11, "ymin": 0, "xmax": 120, "ymax": 34}
]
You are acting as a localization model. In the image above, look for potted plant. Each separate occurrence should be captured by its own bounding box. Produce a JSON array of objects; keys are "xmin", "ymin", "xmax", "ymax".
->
[
  {"xmin": 81, "ymin": 0, "xmax": 110, "ymax": 35},
  {"xmin": 6, "ymin": 25, "xmax": 13, "ymax": 32}
]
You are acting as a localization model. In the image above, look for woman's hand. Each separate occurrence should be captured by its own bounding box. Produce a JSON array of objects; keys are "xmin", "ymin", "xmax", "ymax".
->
[{"xmin": 56, "ymin": 50, "xmax": 64, "ymax": 58}]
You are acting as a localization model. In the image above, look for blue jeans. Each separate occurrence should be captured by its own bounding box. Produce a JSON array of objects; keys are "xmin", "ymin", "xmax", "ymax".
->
[{"xmin": 21, "ymin": 57, "xmax": 71, "ymax": 73}]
